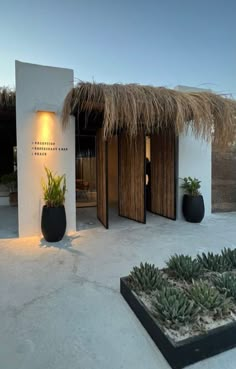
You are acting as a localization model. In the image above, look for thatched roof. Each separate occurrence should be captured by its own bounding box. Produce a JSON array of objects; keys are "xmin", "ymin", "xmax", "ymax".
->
[
  {"xmin": 62, "ymin": 82, "xmax": 236, "ymax": 147},
  {"xmin": 0, "ymin": 87, "xmax": 16, "ymax": 110}
]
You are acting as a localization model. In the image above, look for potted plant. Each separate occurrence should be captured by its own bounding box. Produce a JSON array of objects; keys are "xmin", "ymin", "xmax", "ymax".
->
[
  {"xmin": 0, "ymin": 171, "xmax": 18, "ymax": 206},
  {"xmin": 181, "ymin": 176, "xmax": 205, "ymax": 223},
  {"xmin": 41, "ymin": 167, "xmax": 66, "ymax": 242}
]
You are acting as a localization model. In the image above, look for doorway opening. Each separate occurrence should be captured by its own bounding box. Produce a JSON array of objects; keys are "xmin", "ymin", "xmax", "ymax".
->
[
  {"xmin": 76, "ymin": 134, "xmax": 97, "ymax": 208},
  {"xmin": 75, "ymin": 120, "xmax": 98, "ymax": 231},
  {"xmin": 76, "ymin": 124, "xmax": 177, "ymax": 231}
]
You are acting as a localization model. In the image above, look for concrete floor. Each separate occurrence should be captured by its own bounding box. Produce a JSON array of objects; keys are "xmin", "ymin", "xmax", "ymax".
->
[
  {"xmin": 0, "ymin": 205, "xmax": 18, "ymax": 238},
  {"xmin": 0, "ymin": 206, "xmax": 236, "ymax": 369}
]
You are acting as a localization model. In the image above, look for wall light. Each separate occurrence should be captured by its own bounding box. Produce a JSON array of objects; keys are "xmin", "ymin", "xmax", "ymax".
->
[
  {"xmin": 35, "ymin": 104, "xmax": 57, "ymax": 141},
  {"xmin": 35, "ymin": 103, "xmax": 58, "ymax": 114},
  {"xmin": 35, "ymin": 111, "xmax": 57, "ymax": 142}
]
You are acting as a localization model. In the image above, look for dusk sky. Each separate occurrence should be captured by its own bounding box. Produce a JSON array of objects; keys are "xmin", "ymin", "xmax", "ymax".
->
[{"xmin": 1, "ymin": 0, "xmax": 235, "ymax": 96}]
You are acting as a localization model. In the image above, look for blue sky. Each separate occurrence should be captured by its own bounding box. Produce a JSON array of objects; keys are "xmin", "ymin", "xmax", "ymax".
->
[{"xmin": 0, "ymin": 0, "xmax": 235, "ymax": 96}]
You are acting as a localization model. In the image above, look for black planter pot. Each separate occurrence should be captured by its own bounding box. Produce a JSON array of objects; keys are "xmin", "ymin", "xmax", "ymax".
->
[
  {"xmin": 41, "ymin": 205, "xmax": 66, "ymax": 242},
  {"xmin": 182, "ymin": 194, "xmax": 205, "ymax": 223}
]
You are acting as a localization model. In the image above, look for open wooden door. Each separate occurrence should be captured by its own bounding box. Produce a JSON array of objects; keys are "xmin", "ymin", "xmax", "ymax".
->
[
  {"xmin": 150, "ymin": 130, "xmax": 177, "ymax": 220},
  {"xmin": 118, "ymin": 130, "xmax": 146, "ymax": 223},
  {"xmin": 96, "ymin": 128, "xmax": 109, "ymax": 228}
]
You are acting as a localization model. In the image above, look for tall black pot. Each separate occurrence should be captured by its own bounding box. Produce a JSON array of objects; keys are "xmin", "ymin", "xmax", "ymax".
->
[
  {"xmin": 182, "ymin": 194, "xmax": 205, "ymax": 223},
  {"xmin": 41, "ymin": 205, "xmax": 66, "ymax": 242}
]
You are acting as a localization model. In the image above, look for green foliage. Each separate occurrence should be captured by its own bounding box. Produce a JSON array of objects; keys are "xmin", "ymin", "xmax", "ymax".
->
[
  {"xmin": 152, "ymin": 286, "xmax": 199, "ymax": 329},
  {"xmin": 129, "ymin": 262, "xmax": 168, "ymax": 294},
  {"xmin": 166, "ymin": 254, "xmax": 202, "ymax": 282},
  {"xmin": 197, "ymin": 252, "xmax": 230, "ymax": 273},
  {"xmin": 128, "ymin": 249, "xmax": 236, "ymax": 332},
  {"xmin": 0, "ymin": 171, "xmax": 17, "ymax": 193},
  {"xmin": 42, "ymin": 167, "xmax": 66, "ymax": 207},
  {"xmin": 189, "ymin": 280, "xmax": 232, "ymax": 317},
  {"xmin": 221, "ymin": 248, "xmax": 236, "ymax": 269},
  {"xmin": 181, "ymin": 177, "xmax": 201, "ymax": 196},
  {"xmin": 212, "ymin": 272, "xmax": 236, "ymax": 301}
]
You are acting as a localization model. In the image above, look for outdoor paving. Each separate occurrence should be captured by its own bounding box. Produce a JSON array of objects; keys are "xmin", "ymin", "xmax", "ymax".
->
[{"xmin": 0, "ymin": 206, "xmax": 236, "ymax": 369}]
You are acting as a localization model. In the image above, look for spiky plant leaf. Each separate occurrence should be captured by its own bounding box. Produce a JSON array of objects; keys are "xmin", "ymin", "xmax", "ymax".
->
[
  {"xmin": 221, "ymin": 248, "xmax": 236, "ymax": 270},
  {"xmin": 42, "ymin": 167, "xmax": 66, "ymax": 207},
  {"xmin": 212, "ymin": 272, "xmax": 236, "ymax": 301},
  {"xmin": 189, "ymin": 280, "xmax": 232, "ymax": 317},
  {"xmin": 166, "ymin": 254, "xmax": 202, "ymax": 282},
  {"xmin": 152, "ymin": 286, "xmax": 199, "ymax": 329},
  {"xmin": 197, "ymin": 252, "xmax": 230, "ymax": 273},
  {"xmin": 129, "ymin": 262, "xmax": 168, "ymax": 294}
]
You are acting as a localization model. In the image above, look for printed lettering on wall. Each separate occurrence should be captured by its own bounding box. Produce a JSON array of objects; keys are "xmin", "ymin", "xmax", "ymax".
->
[{"xmin": 32, "ymin": 141, "xmax": 68, "ymax": 156}]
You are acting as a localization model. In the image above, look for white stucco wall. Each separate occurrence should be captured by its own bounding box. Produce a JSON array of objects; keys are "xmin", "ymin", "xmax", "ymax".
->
[
  {"xmin": 16, "ymin": 61, "xmax": 76, "ymax": 237},
  {"xmin": 175, "ymin": 85, "xmax": 212, "ymax": 220},
  {"xmin": 177, "ymin": 129, "xmax": 212, "ymax": 219}
]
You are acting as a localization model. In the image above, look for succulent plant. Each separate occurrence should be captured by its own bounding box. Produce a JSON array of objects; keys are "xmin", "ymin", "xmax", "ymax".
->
[
  {"xmin": 221, "ymin": 248, "xmax": 236, "ymax": 270},
  {"xmin": 151, "ymin": 286, "xmax": 199, "ymax": 329},
  {"xmin": 212, "ymin": 272, "xmax": 236, "ymax": 301},
  {"xmin": 166, "ymin": 254, "xmax": 202, "ymax": 282},
  {"xmin": 129, "ymin": 262, "xmax": 168, "ymax": 294},
  {"xmin": 197, "ymin": 252, "xmax": 230, "ymax": 273},
  {"xmin": 189, "ymin": 280, "xmax": 232, "ymax": 317}
]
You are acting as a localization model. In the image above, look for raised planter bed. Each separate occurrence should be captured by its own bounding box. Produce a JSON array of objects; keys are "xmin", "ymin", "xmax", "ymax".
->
[{"xmin": 121, "ymin": 276, "xmax": 236, "ymax": 368}]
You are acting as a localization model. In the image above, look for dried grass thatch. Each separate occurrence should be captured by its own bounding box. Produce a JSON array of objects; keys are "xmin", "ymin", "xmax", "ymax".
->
[
  {"xmin": 0, "ymin": 87, "xmax": 15, "ymax": 110},
  {"xmin": 62, "ymin": 82, "xmax": 236, "ymax": 147}
]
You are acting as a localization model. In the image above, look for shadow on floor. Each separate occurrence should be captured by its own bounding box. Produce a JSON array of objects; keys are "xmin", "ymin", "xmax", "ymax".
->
[{"xmin": 39, "ymin": 233, "xmax": 84, "ymax": 255}]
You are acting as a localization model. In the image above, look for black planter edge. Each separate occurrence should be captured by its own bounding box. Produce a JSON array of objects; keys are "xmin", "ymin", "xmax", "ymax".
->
[{"xmin": 120, "ymin": 276, "xmax": 236, "ymax": 369}]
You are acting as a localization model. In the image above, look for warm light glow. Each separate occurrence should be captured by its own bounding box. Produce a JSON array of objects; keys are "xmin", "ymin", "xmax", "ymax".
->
[{"xmin": 36, "ymin": 112, "xmax": 55, "ymax": 141}]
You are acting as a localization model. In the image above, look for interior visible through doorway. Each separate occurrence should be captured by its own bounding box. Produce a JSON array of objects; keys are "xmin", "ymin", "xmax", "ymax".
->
[
  {"xmin": 76, "ymin": 134, "xmax": 153, "ymax": 230},
  {"xmin": 75, "ymin": 134, "xmax": 97, "ymax": 208}
]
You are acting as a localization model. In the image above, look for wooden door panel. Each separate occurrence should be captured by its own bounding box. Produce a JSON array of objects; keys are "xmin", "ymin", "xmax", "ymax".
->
[
  {"xmin": 96, "ymin": 128, "xmax": 108, "ymax": 228},
  {"xmin": 118, "ymin": 131, "xmax": 146, "ymax": 223},
  {"xmin": 151, "ymin": 130, "xmax": 176, "ymax": 220}
]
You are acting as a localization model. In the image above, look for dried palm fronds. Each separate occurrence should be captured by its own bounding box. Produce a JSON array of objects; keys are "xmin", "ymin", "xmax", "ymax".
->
[{"xmin": 62, "ymin": 82, "xmax": 236, "ymax": 147}]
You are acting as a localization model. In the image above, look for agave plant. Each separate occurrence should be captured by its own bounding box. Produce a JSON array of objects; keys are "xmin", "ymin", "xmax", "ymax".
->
[
  {"xmin": 166, "ymin": 254, "xmax": 202, "ymax": 282},
  {"xmin": 212, "ymin": 272, "xmax": 236, "ymax": 301},
  {"xmin": 129, "ymin": 262, "xmax": 168, "ymax": 294},
  {"xmin": 221, "ymin": 248, "xmax": 236, "ymax": 270},
  {"xmin": 197, "ymin": 252, "xmax": 230, "ymax": 273},
  {"xmin": 152, "ymin": 286, "xmax": 199, "ymax": 329},
  {"xmin": 189, "ymin": 280, "xmax": 232, "ymax": 317},
  {"xmin": 42, "ymin": 167, "xmax": 66, "ymax": 207}
]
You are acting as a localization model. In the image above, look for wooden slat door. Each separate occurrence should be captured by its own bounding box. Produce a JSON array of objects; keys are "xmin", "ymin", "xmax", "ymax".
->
[
  {"xmin": 118, "ymin": 131, "xmax": 146, "ymax": 223},
  {"xmin": 150, "ymin": 130, "xmax": 177, "ymax": 220},
  {"xmin": 96, "ymin": 128, "xmax": 109, "ymax": 228}
]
